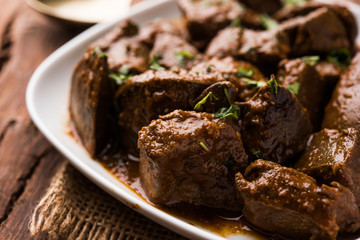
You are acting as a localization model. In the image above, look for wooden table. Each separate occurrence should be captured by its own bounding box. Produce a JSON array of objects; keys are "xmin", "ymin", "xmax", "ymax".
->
[{"xmin": 0, "ymin": 1, "xmax": 88, "ymax": 239}]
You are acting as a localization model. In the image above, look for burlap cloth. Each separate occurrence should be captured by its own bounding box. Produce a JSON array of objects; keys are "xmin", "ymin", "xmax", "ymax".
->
[{"xmin": 29, "ymin": 162, "xmax": 186, "ymax": 240}]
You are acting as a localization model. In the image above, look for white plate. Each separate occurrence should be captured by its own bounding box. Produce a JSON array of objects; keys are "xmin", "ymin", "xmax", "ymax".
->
[{"xmin": 26, "ymin": 0, "xmax": 360, "ymax": 239}]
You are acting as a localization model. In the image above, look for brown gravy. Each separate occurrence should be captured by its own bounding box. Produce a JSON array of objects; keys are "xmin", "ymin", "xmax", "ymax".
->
[{"xmin": 100, "ymin": 154, "xmax": 269, "ymax": 239}]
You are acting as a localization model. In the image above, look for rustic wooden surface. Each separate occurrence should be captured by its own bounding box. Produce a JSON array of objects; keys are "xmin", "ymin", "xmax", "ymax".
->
[{"xmin": 0, "ymin": 1, "xmax": 89, "ymax": 239}]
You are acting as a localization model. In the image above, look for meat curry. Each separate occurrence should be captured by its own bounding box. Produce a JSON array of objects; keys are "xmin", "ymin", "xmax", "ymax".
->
[{"xmin": 69, "ymin": 0, "xmax": 360, "ymax": 239}]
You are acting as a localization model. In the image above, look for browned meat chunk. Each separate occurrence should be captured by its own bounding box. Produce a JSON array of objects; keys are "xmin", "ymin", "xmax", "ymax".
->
[
  {"xmin": 205, "ymin": 27, "xmax": 243, "ymax": 58},
  {"xmin": 315, "ymin": 60, "xmax": 344, "ymax": 86},
  {"xmin": 150, "ymin": 33, "xmax": 202, "ymax": 70},
  {"xmin": 139, "ymin": 110, "xmax": 248, "ymax": 209},
  {"xmin": 206, "ymin": 5, "xmax": 354, "ymax": 73},
  {"xmin": 239, "ymin": 0, "xmax": 282, "ymax": 14},
  {"xmin": 277, "ymin": 58, "xmax": 339, "ymax": 130},
  {"xmin": 235, "ymin": 160, "xmax": 360, "ymax": 240},
  {"xmin": 191, "ymin": 57, "xmax": 265, "ymax": 101},
  {"xmin": 116, "ymin": 70, "xmax": 222, "ymax": 138},
  {"xmin": 295, "ymin": 128, "xmax": 360, "ymax": 206},
  {"xmin": 177, "ymin": 0, "xmax": 244, "ymax": 40},
  {"xmin": 91, "ymin": 19, "xmax": 138, "ymax": 50},
  {"xmin": 273, "ymin": 2, "xmax": 357, "ymax": 50},
  {"xmin": 70, "ymin": 48, "xmax": 115, "ymax": 157},
  {"xmin": 206, "ymin": 23, "xmax": 291, "ymax": 68},
  {"xmin": 237, "ymin": 29, "xmax": 290, "ymax": 71},
  {"xmin": 237, "ymin": 81, "xmax": 312, "ymax": 163},
  {"xmin": 138, "ymin": 19, "xmax": 189, "ymax": 47},
  {"xmin": 323, "ymin": 53, "xmax": 360, "ymax": 131},
  {"xmin": 280, "ymin": 7, "xmax": 352, "ymax": 57},
  {"xmin": 105, "ymin": 38, "xmax": 149, "ymax": 73},
  {"xmin": 91, "ymin": 20, "xmax": 149, "ymax": 73}
]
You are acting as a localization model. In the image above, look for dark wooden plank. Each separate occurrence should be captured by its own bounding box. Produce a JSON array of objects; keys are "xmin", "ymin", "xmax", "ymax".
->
[
  {"xmin": 0, "ymin": 0, "xmax": 137, "ymax": 238},
  {"xmin": 0, "ymin": 149, "xmax": 64, "ymax": 240},
  {"xmin": 0, "ymin": 0, "xmax": 85, "ymax": 236}
]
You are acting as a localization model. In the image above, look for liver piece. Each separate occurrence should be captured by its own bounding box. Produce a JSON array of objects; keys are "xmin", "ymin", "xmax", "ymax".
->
[
  {"xmin": 235, "ymin": 160, "xmax": 360, "ymax": 240},
  {"xmin": 139, "ymin": 110, "xmax": 248, "ymax": 209},
  {"xmin": 295, "ymin": 128, "xmax": 360, "ymax": 206}
]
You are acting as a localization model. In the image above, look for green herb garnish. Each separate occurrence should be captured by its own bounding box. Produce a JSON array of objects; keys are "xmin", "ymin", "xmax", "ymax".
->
[
  {"xmin": 327, "ymin": 48, "xmax": 351, "ymax": 67},
  {"xmin": 230, "ymin": 19, "xmax": 241, "ymax": 27},
  {"xmin": 283, "ymin": 0, "xmax": 306, "ymax": 7},
  {"xmin": 301, "ymin": 56, "xmax": 320, "ymax": 66},
  {"xmin": 108, "ymin": 65, "xmax": 133, "ymax": 85},
  {"xmin": 175, "ymin": 50, "xmax": 194, "ymax": 68},
  {"xmin": 268, "ymin": 75, "xmax": 278, "ymax": 95},
  {"xmin": 194, "ymin": 91, "xmax": 219, "ymax": 110},
  {"xmin": 150, "ymin": 53, "xmax": 165, "ymax": 71},
  {"xmin": 260, "ymin": 14, "xmax": 279, "ymax": 30},
  {"xmin": 214, "ymin": 105, "xmax": 240, "ymax": 120},
  {"xmin": 200, "ymin": 141, "xmax": 210, "ymax": 152},
  {"xmin": 241, "ymin": 78, "xmax": 267, "ymax": 89},
  {"xmin": 214, "ymin": 89, "xmax": 240, "ymax": 120},
  {"xmin": 206, "ymin": 65, "xmax": 211, "ymax": 73},
  {"xmin": 237, "ymin": 67, "xmax": 254, "ymax": 78},
  {"xmin": 287, "ymin": 82, "xmax": 301, "ymax": 96},
  {"xmin": 251, "ymin": 149, "xmax": 264, "ymax": 159},
  {"xmin": 93, "ymin": 47, "xmax": 108, "ymax": 58}
]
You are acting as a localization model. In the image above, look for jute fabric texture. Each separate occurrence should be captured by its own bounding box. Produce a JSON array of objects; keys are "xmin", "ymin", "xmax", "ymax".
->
[{"xmin": 29, "ymin": 163, "xmax": 186, "ymax": 240}]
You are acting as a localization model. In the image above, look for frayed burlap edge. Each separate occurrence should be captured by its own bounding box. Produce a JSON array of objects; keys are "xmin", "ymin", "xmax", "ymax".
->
[{"xmin": 29, "ymin": 162, "xmax": 186, "ymax": 240}]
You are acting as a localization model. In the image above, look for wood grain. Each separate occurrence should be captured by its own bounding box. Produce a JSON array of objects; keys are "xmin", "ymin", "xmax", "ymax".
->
[{"xmin": 0, "ymin": 0, "xmax": 86, "ymax": 239}]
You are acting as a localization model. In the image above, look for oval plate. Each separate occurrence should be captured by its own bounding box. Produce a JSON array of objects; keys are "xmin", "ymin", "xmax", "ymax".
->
[{"xmin": 26, "ymin": 0, "xmax": 360, "ymax": 239}]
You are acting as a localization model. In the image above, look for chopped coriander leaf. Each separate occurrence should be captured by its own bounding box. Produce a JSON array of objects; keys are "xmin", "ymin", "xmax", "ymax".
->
[
  {"xmin": 214, "ymin": 88, "xmax": 240, "ymax": 120},
  {"xmin": 327, "ymin": 48, "xmax": 351, "ymax": 67},
  {"xmin": 268, "ymin": 75, "xmax": 278, "ymax": 95},
  {"xmin": 93, "ymin": 47, "xmax": 108, "ymax": 58},
  {"xmin": 214, "ymin": 105, "xmax": 240, "ymax": 120},
  {"xmin": 175, "ymin": 50, "xmax": 194, "ymax": 67},
  {"xmin": 119, "ymin": 65, "xmax": 130, "ymax": 75},
  {"xmin": 108, "ymin": 65, "xmax": 133, "ymax": 85},
  {"xmin": 199, "ymin": 141, "xmax": 210, "ymax": 152},
  {"xmin": 283, "ymin": 0, "xmax": 306, "ymax": 7},
  {"xmin": 230, "ymin": 18, "xmax": 241, "ymax": 27},
  {"xmin": 194, "ymin": 91, "xmax": 219, "ymax": 110},
  {"xmin": 287, "ymin": 82, "xmax": 301, "ymax": 96},
  {"xmin": 150, "ymin": 54, "xmax": 165, "ymax": 71},
  {"xmin": 251, "ymin": 149, "xmax": 264, "ymax": 159},
  {"xmin": 224, "ymin": 88, "xmax": 231, "ymax": 104},
  {"xmin": 260, "ymin": 14, "xmax": 279, "ymax": 30},
  {"xmin": 241, "ymin": 78, "xmax": 267, "ymax": 89},
  {"xmin": 206, "ymin": 65, "xmax": 211, "ymax": 73},
  {"xmin": 301, "ymin": 56, "xmax": 320, "ymax": 66},
  {"xmin": 237, "ymin": 67, "xmax": 254, "ymax": 78}
]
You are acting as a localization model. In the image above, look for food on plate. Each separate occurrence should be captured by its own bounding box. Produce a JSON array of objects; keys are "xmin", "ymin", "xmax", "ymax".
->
[
  {"xmin": 69, "ymin": 0, "xmax": 360, "ymax": 239},
  {"xmin": 322, "ymin": 53, "xmax": 360, "ymax": 131},
  {"xmin": 235, "ymin": 160, "xmax": 360, "ymax": 240},
  {"xmin": 277, "ymin": 58, "xmax": 342, "ymax": 130},
  {"xmin": 237, "ymin": 80, "xmax": 313, "ymax": 163},
  {"xmin": 69, "ymin": 48, "xmax": 115, "ymax": 157},
  {"xmin": 139, "ymin": 110, "xmax": 248, "ymax": 210},
  {"xmin": 295, "ymin": 128, "xmax": 360, "ymax": 206},
  {"xmin": 115, "ymin": 70, "xmax": 222, "ymax": 154}
]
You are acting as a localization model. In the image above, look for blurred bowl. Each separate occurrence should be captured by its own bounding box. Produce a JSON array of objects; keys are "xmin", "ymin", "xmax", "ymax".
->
[{"xmin": 25, "ymin": 0, "xmax": 132, "ymax": 25}]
